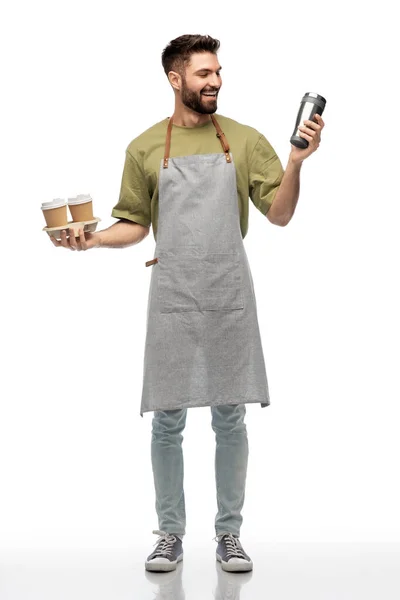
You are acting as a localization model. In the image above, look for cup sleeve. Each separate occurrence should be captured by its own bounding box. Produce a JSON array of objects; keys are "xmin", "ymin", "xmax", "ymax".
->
[
  {"xmin": 111, "ymin": 150, "xmax": 151, "ymax": 228},
  {"xmin": 248, "ymin": 134, "xmax": 284, "ymax": 216}
]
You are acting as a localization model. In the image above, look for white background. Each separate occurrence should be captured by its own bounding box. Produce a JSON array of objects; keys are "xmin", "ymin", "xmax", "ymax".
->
[{"xmin": 1, "ymin": 0, "xmax": 399, "ymax": 554}]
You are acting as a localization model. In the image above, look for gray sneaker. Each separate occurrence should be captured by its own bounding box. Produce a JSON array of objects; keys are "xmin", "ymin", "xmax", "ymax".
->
[
  {"xmin": 214, "ymin": 533, "xmax": 253, "ymax": 572},
  {"xmin": 145, "ymin": 530, "xmax": 184, "ymax": 572}
]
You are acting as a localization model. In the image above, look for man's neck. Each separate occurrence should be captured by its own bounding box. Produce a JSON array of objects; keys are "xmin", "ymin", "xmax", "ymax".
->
[{"xmin": 171, "ymin": 107, "xmax": 213, "ymax": 128}]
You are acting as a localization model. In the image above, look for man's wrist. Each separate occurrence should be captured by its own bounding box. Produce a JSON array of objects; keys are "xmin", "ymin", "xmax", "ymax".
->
[
  {"xmin": 94, "ymin": 231, "xmax": 103, "ymax": 248},
  {"xmin": 288, "ymin": 155, "xmax": 304, "ymax": 169}
]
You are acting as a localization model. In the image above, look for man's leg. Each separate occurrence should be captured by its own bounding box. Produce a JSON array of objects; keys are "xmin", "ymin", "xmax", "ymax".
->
[
  {"xmin": 211, "ymin": 404, "xmax": 249, "ymax": 537},
  {"xmin": 151, "ymin": 408, "xmax": 188, "ymax": 538}
]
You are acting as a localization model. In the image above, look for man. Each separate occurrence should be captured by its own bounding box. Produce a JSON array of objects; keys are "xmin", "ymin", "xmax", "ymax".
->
[{"xmin": 50, "ymin": 34, "xmax": 324, "ymax": 573}]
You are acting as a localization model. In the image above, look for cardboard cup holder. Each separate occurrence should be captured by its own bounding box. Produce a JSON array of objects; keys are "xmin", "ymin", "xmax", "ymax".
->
[{"xmin": 43, "ymin": 217, "xmax": 101, "ymax": 240}]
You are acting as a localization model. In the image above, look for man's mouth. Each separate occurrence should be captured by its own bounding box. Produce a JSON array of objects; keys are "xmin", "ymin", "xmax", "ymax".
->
[{"xmin": 202, "ymin": 90, "xmax": 218, "ymax": 97}]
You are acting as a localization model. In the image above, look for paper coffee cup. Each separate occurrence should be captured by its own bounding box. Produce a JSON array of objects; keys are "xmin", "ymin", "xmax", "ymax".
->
[
  {"xmin": 68, "ymin": 194, "xmax": 94, "ymax": 222},
  {"xmin": 41, "ymin": 199, "xmax": 68, "ymax": 228}
]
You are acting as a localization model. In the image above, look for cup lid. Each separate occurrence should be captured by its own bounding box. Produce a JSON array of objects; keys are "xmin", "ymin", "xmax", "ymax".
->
[
  {"xmin": 68, "ymin": 194, "xmax": 92, "ymax": 205},
  {"xmin": 41, "ymin": 198, "xmax": 66, "ymax": 209}
]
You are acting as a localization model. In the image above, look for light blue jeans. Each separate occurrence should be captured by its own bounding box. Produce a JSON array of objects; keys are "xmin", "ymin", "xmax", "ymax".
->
[{"xmin": 150, "ymin": 404, "xmax": 248, "ymax": 539}]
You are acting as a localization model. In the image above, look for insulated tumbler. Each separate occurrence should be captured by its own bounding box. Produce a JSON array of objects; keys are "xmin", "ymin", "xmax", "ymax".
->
[{"xmin": 290, "ymin": 92, "xmax": 326, "ymax": 149}]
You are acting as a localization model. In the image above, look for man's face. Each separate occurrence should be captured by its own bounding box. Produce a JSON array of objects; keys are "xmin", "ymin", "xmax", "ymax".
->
[{"xmin": 178, "ymin": 52, "xmax": 222, "ymax": 115}]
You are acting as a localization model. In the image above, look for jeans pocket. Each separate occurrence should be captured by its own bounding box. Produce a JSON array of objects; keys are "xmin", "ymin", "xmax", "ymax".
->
[{"xmin": 158, "ymin": 249, "xmax": 244, "ymax": 313}]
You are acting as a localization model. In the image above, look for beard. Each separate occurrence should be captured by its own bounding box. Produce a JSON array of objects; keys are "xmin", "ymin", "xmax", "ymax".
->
[{"xmin": 180, "ymin": 77, "xmax": 218, "ymax": 115}]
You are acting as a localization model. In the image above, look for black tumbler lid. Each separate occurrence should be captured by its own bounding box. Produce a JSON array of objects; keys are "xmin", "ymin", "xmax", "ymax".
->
[{"xmin": 304, "ymin": 92, "xmax": 327, "ymax": 104}]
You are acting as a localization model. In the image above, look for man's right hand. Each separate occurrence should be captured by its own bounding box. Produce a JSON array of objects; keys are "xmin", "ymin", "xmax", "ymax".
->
[{"xmin": 49, "ymin": 228, "xmax": 101, "ymax": 251}]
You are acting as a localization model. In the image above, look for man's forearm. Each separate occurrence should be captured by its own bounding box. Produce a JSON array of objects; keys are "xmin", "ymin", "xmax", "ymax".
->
[
  {"xmin": 267, "ymin": 158, "xmax": 303, "ymax": 226},
  {"xmin": 97, "ymin": 219, "xmax": 150, "ymax": 248}
]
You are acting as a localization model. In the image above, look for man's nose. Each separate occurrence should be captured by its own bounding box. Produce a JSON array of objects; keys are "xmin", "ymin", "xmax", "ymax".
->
[{"xmin": 209, "ymin": 74, "xmax": 221, "ymax": 88}]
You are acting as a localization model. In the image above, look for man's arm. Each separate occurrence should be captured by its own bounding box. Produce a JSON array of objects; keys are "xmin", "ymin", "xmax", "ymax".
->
[
  {"xmin": 266, "ymin": 158, "xmax": 302, "ymax": 227},
  {"xmin": 267, "ymin": 114, "xmax": 325, "ymax": 226},
  {"xmin": 97, "ymin": 219, "xmax": 150, "ymax": 248},
  {"xmin": 49, "ymin": 218, "xmax": 149, "ymax": 251}
]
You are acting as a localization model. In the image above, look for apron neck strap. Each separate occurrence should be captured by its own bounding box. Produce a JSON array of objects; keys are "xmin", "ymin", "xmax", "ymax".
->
[{"xmin": 163, "ymin": 114, "xmax": 231, "ymax": 168}]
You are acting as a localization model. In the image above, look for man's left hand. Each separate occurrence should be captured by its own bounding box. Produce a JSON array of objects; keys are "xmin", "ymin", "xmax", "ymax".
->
[{"xmin": 290, "ymin": 113, "xmax": 325, "ymax": 164}]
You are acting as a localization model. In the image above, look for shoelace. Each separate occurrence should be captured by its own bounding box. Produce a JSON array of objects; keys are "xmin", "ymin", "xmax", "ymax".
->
[
  {"xmin": 151, "ymin": 529, "xmax": 178, "ymax": 557},
  {"xmin": 212, "ymin": 533, "xmax": 246, "ymax": 559}
]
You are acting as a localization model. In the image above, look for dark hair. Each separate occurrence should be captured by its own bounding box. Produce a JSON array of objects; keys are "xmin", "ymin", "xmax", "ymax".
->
[{"xmin": 161, "ymin": 34, "xmax": 220, "ymax": 78}]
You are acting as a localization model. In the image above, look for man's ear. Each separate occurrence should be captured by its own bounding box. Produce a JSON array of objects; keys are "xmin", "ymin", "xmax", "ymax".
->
[{"xmin": 168, "ymin": 71, "xmax": 181, "ymax": 91}]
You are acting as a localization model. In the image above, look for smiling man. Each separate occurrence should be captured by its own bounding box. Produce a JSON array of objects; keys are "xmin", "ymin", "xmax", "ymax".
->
[{"xmin": 49, "ymin": 33, "xmax": 324, "ymax": 575}]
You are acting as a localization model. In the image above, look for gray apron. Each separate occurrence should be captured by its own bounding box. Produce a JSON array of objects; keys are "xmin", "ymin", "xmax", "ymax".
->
[{"xmin": 140, "ymin": 114, "xmax": 270, "ymax": 417}]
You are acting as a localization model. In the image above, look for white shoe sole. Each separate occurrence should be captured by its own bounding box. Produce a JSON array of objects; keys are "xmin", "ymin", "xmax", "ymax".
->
[
  {"xmin": 216, "ymin": 552, "xmax": 253, "ymax": 572},
  {"xmin": 145, "ymin": 552, "xmax": 183, "ymax": 572}
]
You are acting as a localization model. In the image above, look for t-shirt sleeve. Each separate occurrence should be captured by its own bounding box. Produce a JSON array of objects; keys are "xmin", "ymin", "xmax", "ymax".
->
[
  {"xmin": 111, "ymin": 150, "xmax": 151, "ymax": 227},
  {"xmin": 248, "ymin": 134, "xmax": 284, "ymax": 215}
]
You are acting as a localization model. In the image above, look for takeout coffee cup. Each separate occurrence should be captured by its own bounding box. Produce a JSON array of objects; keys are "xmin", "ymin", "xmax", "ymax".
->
[
  {"xmin": 68, "ymin": 194, "xmax": 94, "ymax": 222},
  {"xmin": 41, "ymin": 199, "xmax": 68, "ymax": 228}
]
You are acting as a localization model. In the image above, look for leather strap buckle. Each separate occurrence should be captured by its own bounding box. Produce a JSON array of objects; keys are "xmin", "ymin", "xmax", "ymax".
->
[{"xmin": 145, "ymin": 257, "xmax": 158, "ymax": 267}]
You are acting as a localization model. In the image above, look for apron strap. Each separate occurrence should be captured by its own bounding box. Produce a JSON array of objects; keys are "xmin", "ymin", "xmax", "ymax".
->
[
  {"xmin": 210, "ymin": 114, "xmax": 231, "ymax": 164},
  {"xmin": 163, "ymin": 116, "xmax": 174, "ymax": 169},
  {"xmin": 163, "ymin": 114, "xmax": 231, "ymax": 168}
]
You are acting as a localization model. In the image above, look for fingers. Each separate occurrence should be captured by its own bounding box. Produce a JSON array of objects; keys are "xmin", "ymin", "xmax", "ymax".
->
[
  {"xmin": 78, "ymin": 227, "xmax": 87, "ymax": 251},
  {"xmin": 298, "ymin": 127, "xmax": 313, "ymax": 141},
  {"xmin": 69, "ymin": 229, "xmax": 79, "ymax": 251},
  {"xmin": 309, "ymin": 114, "xmax": 325, "ymax": 129},
  {"xmin": 59, "ymin": 228, "xmax": 79, "ymax": 250},
  {"xmin": 301, "ymin": 120, "xmax": 318, "ymax": 132},
  {"xmin": 299, "ymin": 115, "xmax": 324, "ymax": 144},
  {"xmin": 59, "ymin": 229, "xmax": 69, "ymax": 248},
  {"xmin": 302, "ymin": 115, "xmax": 324, "ymax": 131},
  {"xmin": 51, "ymin": 227, "xmax": 88, "ymax": 250},
  {"xmin": 49, "ymin": 234, "xmax": 61, "ymax": 247},
  {"xmin": 298, "ymin": 124, "xmax": 314, "ymax": 140}
]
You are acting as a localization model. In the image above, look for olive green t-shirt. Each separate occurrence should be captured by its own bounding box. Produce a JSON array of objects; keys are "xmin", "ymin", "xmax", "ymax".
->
[{"xmin": 111, "ymin": 113, "xmax": 284, "ymax": 241}]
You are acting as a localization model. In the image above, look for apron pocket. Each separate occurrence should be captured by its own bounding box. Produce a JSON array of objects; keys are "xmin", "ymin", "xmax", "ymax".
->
[{"xmin": 158, "ymin": 250, "xmax": 244, "ymax": 313}]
